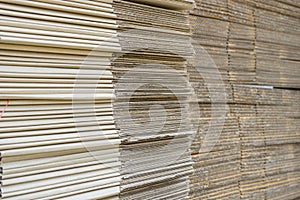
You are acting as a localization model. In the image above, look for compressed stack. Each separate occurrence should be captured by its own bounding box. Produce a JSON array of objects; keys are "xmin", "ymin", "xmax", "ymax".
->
[
  {"xmin": 189, "ymin": 0, "xmax": 240, "ymax": 199},
  {"xmin": 228, "ymin": 0, "xmax": 256, "ymax": 84},
  {"xmin": 0, "ymin": 0, "xmax": 121, "ymax": 199},
  {"xmin": 237, "ymin": 0, "xmax": 300, "ymax": 199},
  {"xmin": 0, "ymin": 0, "xmax": 300, "ymax": 199},
  {"xmin": 255, "ymin": 0, "xmax": 300, "ymax": 88},
  {"xmin": 231, "ymin": 85, "xmax": 268, "ymax": 199},
  {"xmin": 189, "ymin": 0, "xmax": 300, "ymax": 199},
  {"xmin": 188, "ymin": 104, "xmax": 241, "ymax": 199},
  {"xmin": 232, "ymin": 85, "xmax": 300, "ymax": 200},
  {"xmin": 112, "ymin": 0, "xmax": 196, "ymax": 199},
  {"xmin": 190, "ymin": 0, "xmax": 229, "ymax": 81},
  {"xmin": 128, "ymin": 0, "xmax": 194, "ymax": 10},
  {"xmin": 258, "ymin": 89, "xmax": 300, "ymax": 199}
]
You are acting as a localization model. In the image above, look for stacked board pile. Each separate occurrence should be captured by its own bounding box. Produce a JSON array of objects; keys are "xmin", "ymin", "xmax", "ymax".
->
[
  {"xmin": 0, "ymin": 0, "xmax": 299, "ymax": 199},
  {"xmin": 231, "ymin": 85, "xmax": 300, "ymax": 199},
  {"xmin": 112, "ymin": 0, "xmax": 196, "ymax": 199},
  {"xmin": 0, "ymin": 0, "xmax": 121, "ymax": 199},
  {"xmin": 189, "ymin": 0, "xmax": 300, "ymax": 199},
  {"xmin": 189, "ymin": 0, "xmax": 242, "ymax": 199},
  {"xmin": 254, "ymin": 0, "xmax": 300, "ymax": 88}
]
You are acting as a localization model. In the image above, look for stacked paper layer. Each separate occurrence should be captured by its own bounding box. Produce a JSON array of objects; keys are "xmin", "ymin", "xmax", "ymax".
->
[
  {"xmin": 189, "ymin": 104, "xmax": 241, "ymax": 199},
  {"xmin": 228, "ymin": 0, "xmax": 256, "ymax": 84},
  {"xmin": 189, "ymin": 0, "xmax": 300, "ymax": 199},
  {"xmin": 255, "ymin": 0, "xmax": 300, "ymax": 88},
  {"xmin": 189, "ymin": 1, "xmax": 240, "ymax": 198},
  {"xmin": 232, "ymin": 85, "xmax": 300, "ymax": 199},
  {"xmin": 0, "ymin": 0, "xmax": 121, "ymax": 199},
  {"xmin": 112, "ymin": 0, "xmax": 195, "ymax": 199},
  {"xmin": 0, "ymin": 0, "xmax": 299, "ymax": 199}
]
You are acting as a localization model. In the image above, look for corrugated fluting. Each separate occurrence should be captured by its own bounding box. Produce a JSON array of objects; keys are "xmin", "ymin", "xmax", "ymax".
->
[
  {"xmin": 1, "ymin": 0, "xmax": 300, "ymax": 200},
  {"xmin": 0, "ymin": 0, "xmax": 121, "ymax": 199}
]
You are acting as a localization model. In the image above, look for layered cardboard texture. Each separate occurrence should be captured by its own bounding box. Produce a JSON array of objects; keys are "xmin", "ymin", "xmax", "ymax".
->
[
  {"xmin": 189, "ymin": 0, "xmax": 300, "ymax": 199},
  {"xmin": 1, "ymin": 0, "xmax": 300, "ymax": 199},
  {"xmin": 112, "ymin": 1, "xmax": 195, "ymax": 199},
  {"xmin": 0, "ymin": 0, "xmax": 121, "ymax": 199}
]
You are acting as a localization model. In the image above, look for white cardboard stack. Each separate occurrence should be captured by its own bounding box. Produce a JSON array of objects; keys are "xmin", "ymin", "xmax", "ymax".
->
[{"xmin": 0, "ymin": 1, "xmax": 121, "ymax": 199}]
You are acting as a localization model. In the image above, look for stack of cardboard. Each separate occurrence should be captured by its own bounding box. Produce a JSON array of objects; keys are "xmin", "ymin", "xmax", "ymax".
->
[
  {"xmin": 0, "ymin": 1, "xmax": 121, "ymax": 199},
  {"xmin": 127, "ymin": 0, "xmax": 194, "ymax": 10},
  {"xmin": 253, "ymin": 1, "xmax": 300, "ymax": 197},
  {"xmin": 189, "ymin": 0, "xmax": 300, "ymax": 199},
  {"xmin": 231, "ymin": 85, "xmax": 267, "ymax": 199},
  {"xmin": 112, "ymin": 0, "xmax": 196, "ymax": 199},
  {"xmin": 259, "ymin": 89, "xmax": 300, "ymax": 199},
  {"xmin": 228, "ymin": 0, "xmax": 256, "ymax": 84},
  {"xmin": 188, "ymin": 105, "xmax": 241, "ymax": 199},
  {"xmin": 232, "ymin": 85, "xmax": 300, "ymax": 199},
  {"xmin": 0, "ymin": 0, "xmax": 299, "ymax": 199},
  {"xmin": 255, "ymin": 1, "xmax": 300, "ymax": 88},
  {"xmin": 189, "ymin": 0, "xmax": 240, "ymax": 199}
]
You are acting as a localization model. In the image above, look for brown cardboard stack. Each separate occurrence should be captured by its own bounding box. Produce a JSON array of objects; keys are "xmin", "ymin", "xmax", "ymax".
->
[
  {"xmin": 232, "ymin": 85, "xmax": 300, "ymax": 200},
  {"xmin": 128, "ymin": 0, "xmax": 194, "ymax": 10},
  {"xmin": 112, "ymin": 0, "xmax": 196, "ymax": 199},
  {"xmin": 189, "ymin": 0, "xmax": 300, "ymax": 199},
  {"xmin": 232, "ymin": 85, "xmax": 268, "ymax": 199},
  {"xmin": 255, "ymin": 0, "xmax": 300, "ymax": 88},
  {"xmin": 188, "ymin": 105, "xmax": 241, "ymax": 199},
  {"xmin": 0, "ymin": 1, "xmax": 121, "ymax": 199},
  {"xmin": 228, "ymin": 0, "xmax": 256, "ymax": 84},
  {"xmin": 259, "ymin": 89, "xmax": 300, "ymax": 199},
  {"xmin": 189, "ymin": 1, "xmax": 240, "ymax": 199},
  {"xmin": 189, "ymin": 16, "xmax": 233, "ymax": 103}
]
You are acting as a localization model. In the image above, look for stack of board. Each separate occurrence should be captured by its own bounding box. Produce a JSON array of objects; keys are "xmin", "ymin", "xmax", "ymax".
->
[
  {"xmin": 228, "ymin": 0, "xmax": 256, "ymax": 84},
  {"xmin": 188, "ymin": 103, "xmax": 241, "ymax": 199},
  {"xmin": 189, "ymin": 0, "xmax": 240, "ymax": 199},
  {"xmin": 254, "ymin": 0, "xmax": 300, "ymax": 88},
  {"xmin": 189, "ymin": 0, "xmax": 300, "ymax": 199},
  {"xmin": 231, "ymin": 85, "xmax": 300, "ymax": 200},
  {"xmin": 112, "ymin": 0, "xmax": 196, "ymax": 199},
  {"xmin": 0, "ymin": 0, "xmax": 121, "ymax": 199},
  {"xmin": 0, "ymin": 0, "xmax": 299, "ymax": 199}
]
